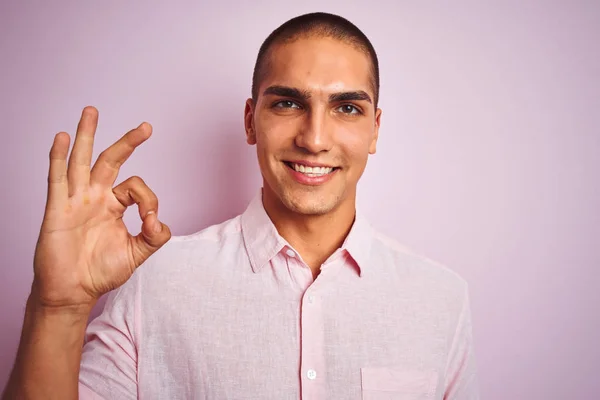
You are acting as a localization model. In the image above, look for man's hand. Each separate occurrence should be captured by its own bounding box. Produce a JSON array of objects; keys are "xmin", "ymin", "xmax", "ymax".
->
[
  {"xmin": 33, "ymin": 106, "xmax": 171, "ymax": 310},
  {"xmin": 2, "ymin": 106, "xmax": 171, "ymax": 399}
]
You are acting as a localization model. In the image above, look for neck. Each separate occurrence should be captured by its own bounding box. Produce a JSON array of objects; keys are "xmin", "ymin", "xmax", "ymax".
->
[{"xmin": 262, "ymin": 188, "xmax": 356, "ymax": 278}]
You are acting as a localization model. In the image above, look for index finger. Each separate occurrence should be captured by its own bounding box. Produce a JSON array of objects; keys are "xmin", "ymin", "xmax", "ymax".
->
[{"xmin": 90, "ymin": 122, "xmax": 152, "ymax": 187}]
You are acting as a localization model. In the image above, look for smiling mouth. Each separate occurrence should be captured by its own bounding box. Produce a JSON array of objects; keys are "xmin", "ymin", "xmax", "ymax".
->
[{"xmin": 284, "ymin": 161, "xmax": 339, "ymax": 177}]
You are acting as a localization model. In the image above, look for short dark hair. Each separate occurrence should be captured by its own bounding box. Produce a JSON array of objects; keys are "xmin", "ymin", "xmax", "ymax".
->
[{"xmin": 251, "ymin": 12, "xmax": 380, "ymax": 107}]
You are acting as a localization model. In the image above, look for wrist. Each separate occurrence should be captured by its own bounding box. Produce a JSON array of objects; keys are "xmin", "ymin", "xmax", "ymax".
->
[
  {"xmin": 26, "ymin": 297, "xmax": 94, "ymax": 323},
  {"xmin": 28, "ymin": 282, "xmax": 96, "ymax": 320}
]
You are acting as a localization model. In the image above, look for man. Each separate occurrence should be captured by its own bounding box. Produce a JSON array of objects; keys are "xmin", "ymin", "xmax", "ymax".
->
[{"xmin": 3, "ymin": 12, "xmax": 478, "ymax": 399}]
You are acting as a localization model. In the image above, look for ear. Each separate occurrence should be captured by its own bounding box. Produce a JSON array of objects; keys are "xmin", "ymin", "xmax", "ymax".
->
[
  {"xmin": 244, "ymin": 98, "xmax": 257, "ymax": 145},
  {"xmin": 369, "ymin": 108, "xmax": 382, "ymax": 154}
]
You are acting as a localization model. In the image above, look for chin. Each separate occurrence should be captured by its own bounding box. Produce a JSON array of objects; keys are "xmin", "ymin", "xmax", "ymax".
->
[{"xmin": 279, "ymin": 189, "xmax": 342, "ymax": 216}]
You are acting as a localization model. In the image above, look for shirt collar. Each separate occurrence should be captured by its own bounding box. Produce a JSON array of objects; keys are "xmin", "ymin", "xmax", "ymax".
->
[
  {"xmin": 340, "ymin": 208, "xmax": 373, "ymax": 277},
  {"xmin": 240, "ymin": 190, "xmax": 287, "ymax": 274},
  {"xmin": 241, "ymin": 189, "xmax": 373, "ymax": 276}
]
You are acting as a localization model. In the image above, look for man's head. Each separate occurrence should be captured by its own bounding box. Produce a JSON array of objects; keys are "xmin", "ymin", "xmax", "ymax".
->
[
  {"xmin": 244, "ymin": 12, "xmax": 381, "ymax": 217},
  {"xmin": 252, "ymin": 13, "xmax": 380, "ymax": 109}
]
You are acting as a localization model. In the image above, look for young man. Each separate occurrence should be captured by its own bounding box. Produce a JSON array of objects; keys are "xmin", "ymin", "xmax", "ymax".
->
[{"xmin": 4, "ymin": 12, "xmax": 478, "ymax": 400}]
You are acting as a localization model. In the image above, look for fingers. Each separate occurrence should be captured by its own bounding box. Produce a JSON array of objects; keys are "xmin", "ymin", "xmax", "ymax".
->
[
  {"xmin": 132, "ymin": 210, "xmax": 171, "ymax": 262},
  {"xmin": 67, "ymin": 106, "xmax": 98, "ymax": 196},
  {"xmin": 112, "ymin": 176, "xmax": 171, "ymax": 265},
  {"xmin": 90, "ymin": 122, "xmax": 152, "ymax": 187},
  {"xmin": 46, "ymin": 132, "xmax": 71, "ymax": 207},
  {"xmin": 112, "ymin": 176, "xmax": 159, "ymax": 221}
]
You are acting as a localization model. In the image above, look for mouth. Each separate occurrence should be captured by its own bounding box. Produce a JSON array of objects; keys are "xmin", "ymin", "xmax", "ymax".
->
[{"xmin": 283, "ymin": 161, "xmax": 339, "ymax": 178}]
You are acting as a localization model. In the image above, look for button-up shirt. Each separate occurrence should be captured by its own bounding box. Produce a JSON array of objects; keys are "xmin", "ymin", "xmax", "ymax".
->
[{"xmin": 79, "ymin": 191, "xmax": 479, "ymax": 399}]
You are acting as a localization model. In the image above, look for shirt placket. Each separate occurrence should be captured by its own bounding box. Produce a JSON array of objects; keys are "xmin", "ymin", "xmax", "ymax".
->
[
  {"xmin": 299, "ymin": 276, "xmax": 326, "ymax": 399},
  {"xmin": 285, "ymin": 246, "xmax": 328, "ymax": 399}
]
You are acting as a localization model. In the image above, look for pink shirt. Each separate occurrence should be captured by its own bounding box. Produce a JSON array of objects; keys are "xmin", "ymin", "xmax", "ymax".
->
[{"xmin": 79, "ymin": 191, "xmax": 479, "ymax": 399}]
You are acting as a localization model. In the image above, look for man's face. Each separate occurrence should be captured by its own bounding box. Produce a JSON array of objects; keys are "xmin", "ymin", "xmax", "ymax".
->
[{"xmin": 245, "ymin": 36, "xmax": 381, "ymax": 216}]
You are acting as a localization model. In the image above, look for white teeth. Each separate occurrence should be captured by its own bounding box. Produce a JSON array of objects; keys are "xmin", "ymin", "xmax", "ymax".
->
[{"xmin": 291, "ymin": 163, "xmax": 334, "ymax": 176}]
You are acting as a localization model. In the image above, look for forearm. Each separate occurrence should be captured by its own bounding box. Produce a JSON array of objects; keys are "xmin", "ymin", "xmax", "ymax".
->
[{"xmin": 3, "ymin": 293, "xmax": 93, "ymax": 400}]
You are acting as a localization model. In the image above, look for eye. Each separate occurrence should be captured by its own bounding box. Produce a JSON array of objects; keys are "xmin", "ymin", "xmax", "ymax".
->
[
  {"xmin": 273, "ymin": 100, "xmax": 301, "ymax": 109},
  {"xmin": 336, "ymin": 104, "xmax": 361, "ymax": 115}
]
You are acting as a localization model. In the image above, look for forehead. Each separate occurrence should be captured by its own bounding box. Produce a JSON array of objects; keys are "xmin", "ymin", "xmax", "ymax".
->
[{"xmin": 262, "ymin": 36, "xmax": 373, "ymax": 96}]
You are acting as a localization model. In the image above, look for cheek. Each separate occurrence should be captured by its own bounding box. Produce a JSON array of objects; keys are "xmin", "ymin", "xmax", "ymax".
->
[
  {"xmin": 255, "ymin": 117, "xmax": 297, "ymax": 153},
  {"xmin": 335, "ymin": 126, "xmax": 374, "ymax": 163}
]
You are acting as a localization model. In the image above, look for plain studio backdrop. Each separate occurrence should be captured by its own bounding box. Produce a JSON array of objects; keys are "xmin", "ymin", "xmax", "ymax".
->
[{"xmin": 1, "ymin": 1, "xmax": 598, "ymax": 399}]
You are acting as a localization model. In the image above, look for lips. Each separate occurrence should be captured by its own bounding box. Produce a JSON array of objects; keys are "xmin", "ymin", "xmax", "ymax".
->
[
  {"xmin": 283, "ymin": 161, "xmax": 339, "ymax": 185},
  {"xmin": 285, "ymin": 161, "xmax": 336, "ymax": 177}
]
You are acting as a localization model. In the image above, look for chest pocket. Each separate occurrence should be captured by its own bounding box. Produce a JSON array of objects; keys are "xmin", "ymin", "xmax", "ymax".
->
[{"xmin": 360, "ymin": 367, "xmax": 439, "ymax": 400}]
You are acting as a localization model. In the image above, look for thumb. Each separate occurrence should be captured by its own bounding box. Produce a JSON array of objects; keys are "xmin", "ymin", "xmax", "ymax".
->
[{"xmin": 132, "ymin": 211, "xmax": 172, "ymax": 265}]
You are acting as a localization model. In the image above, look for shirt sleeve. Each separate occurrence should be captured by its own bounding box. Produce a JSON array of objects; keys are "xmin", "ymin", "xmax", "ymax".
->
[
  {"xmin": 443, "ymin": 284, "xmax": 479, "ymax": 399},
  {"xmin": 78, "ymin": 272, "xmax": 140, "ymax": 399}
]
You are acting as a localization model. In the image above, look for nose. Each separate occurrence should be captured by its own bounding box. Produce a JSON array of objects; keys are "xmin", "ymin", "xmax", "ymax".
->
[{"xmin": 294, "ymin": 108, "xmax": 333, "ymax": 154}]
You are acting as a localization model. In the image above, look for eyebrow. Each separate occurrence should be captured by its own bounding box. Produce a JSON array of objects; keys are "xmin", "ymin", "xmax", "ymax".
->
[
  {"xmin": 329, "ymin": 90, "xmax": 372, "ymax": 104},
  {"xmin": 263, "ymin": 85, "xmax": 312, "ymax": 101},
  {"xmin": 263, "ymin": 85, "xmax": 372, "ymax": 104}
]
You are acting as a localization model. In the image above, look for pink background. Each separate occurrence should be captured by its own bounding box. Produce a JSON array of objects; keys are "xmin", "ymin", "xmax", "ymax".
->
[{"xmin": 1, "ymin": 2, "xmax": 599, "ymax": 398}]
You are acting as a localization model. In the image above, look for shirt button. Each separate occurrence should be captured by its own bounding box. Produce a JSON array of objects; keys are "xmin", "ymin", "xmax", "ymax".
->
[
  {"xmin": 285, "ymin": 249, "xmax": 296, "ymax": 257},
  {"xmin": 307, "ymin": 295, "xmax": 315, "ymax": 304},
  {"xmin": 307, "ymin": 369, "xmax": 317, "ymax": 380}
]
